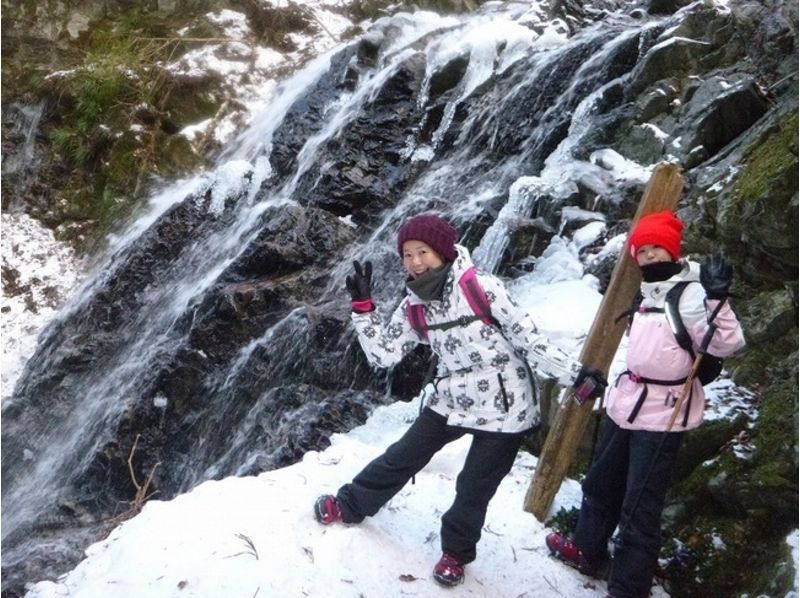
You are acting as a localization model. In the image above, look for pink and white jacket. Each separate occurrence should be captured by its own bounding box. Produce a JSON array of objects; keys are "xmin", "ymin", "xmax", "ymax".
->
[{"xmin": 605, "ymin": 260, "xmax": 745, "ymax": 432}]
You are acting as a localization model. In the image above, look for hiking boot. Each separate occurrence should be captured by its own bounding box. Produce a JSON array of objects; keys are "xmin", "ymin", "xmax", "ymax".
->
[
  {"xmin": 545, "ymin": 531, "xmax": 604, "ymax": 578},
  {"xmin": 432, "ymin": 552, "xmax": 465, "ymax": 587},
  {"xmin": 314, "ymin": 494, "xmax": 342, "ymax": 525}
]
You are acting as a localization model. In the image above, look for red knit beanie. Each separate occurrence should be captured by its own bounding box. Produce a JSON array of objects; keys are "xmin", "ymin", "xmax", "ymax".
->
[
  {"xmin": 627, "ymin": 210, "xmax": 683, "ymax": 261},
  {"xmin": 396, "ymin": 214, "xmax": 459, "ymax": 262}
]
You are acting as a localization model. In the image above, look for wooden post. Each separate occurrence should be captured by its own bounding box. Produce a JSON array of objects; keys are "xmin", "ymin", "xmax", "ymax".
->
[{"xmin": 523, "ymin": 162, "xmax": 685, "ymax": 521}]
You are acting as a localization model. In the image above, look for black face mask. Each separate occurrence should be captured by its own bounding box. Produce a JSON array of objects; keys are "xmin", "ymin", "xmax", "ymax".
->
[
  {"xmin": 406, "ymin": 263, "xmax": 452, "ymax": 301},
  {"xmin": 640, "ymin": 261, "xmax": 682, "ymax": 282}
]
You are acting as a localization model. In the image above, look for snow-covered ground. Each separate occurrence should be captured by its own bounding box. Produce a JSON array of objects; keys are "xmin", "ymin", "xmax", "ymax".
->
[
  {"xmin": 1, "ymin": 213, "xmax": 83, "ymax": 399},
  {"xmin": 23, "ymin": 398, "xmax": 648, "ymax": 598}
]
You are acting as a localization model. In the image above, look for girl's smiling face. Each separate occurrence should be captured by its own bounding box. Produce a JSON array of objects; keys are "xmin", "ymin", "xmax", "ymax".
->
[
  {"xmin": 402, "ymin": 240, "xmax": 445, "ymax": 279},
  {"xmin": 636, "ymin": 244, "xmax": 673, "ymax": 266}
]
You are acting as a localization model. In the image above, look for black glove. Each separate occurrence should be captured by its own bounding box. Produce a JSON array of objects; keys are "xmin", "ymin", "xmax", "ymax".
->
[
  {"xmin": 572, "ymin": 364, "xmax": 608, "ymax": 405},
  {"xmin": 700, "ymin": 254, "xmax": 733, "ymax": 300},
  {"xmin": 346, "ymin": 260, "xmax": 372, "ymax": 302}
]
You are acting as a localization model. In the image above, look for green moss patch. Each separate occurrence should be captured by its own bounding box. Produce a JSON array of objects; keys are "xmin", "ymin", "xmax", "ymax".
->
[{"xmin": 733, "ymin": 110, "xmax": 798, "ymax": 205}]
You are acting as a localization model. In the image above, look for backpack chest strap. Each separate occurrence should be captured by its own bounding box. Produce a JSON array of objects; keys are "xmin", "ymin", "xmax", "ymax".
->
[{"xmin": 424, "ymin": 315, "xmax": 483, "ymax": 333}]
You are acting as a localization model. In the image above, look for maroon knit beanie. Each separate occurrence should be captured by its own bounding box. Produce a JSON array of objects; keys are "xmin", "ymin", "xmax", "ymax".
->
[
  {"xmin": 396, "ymin": 214, "xmax": 459, "ymax": 262},
  {"xmin": 627, "ymin": 210, "xmax": 684, "ymax": 261}
]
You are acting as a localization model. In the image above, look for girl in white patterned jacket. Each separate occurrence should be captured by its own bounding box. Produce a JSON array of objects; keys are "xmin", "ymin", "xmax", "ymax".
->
[{"xmin": 313, "ymin": 213, "xmax": 605, "ymax": 587}]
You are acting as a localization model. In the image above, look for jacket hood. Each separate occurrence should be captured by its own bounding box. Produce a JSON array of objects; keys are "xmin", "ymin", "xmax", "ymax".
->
[{"xmin": 450, "ymin": 244, "xmax": 475, "ymax": 279}]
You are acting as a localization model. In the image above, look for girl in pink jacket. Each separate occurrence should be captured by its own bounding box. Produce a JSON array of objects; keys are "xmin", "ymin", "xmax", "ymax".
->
[{"xmin": 545, "ymin": 211, "xmax": 745, "ymax": 598}]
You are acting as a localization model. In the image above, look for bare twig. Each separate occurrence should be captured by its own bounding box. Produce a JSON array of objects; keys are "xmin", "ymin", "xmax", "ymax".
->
[
  {"xmin": 768, "ymin": 70, "xmax": 798, "ymax": 90},
  {"xmin": 128, "ymin": 433, "xmax": 162, "ymax": 510},
  {"xmin": 226, "ymin": 533, "xmax": 259, "ymax": 560},
  {"xmin": 296, "ymin": 5, "xmax": 335, "ymax": 39},
  {"xmin": 107, "ymin": 434, "xmax": 161, "ymax": 526},
  {"xmin": 542, "ymin": 575, "xmax": 564, "ymax": 596},
  {"xmin": 134, "ymin": 36, "xmax": 240, "ymax": 43}
]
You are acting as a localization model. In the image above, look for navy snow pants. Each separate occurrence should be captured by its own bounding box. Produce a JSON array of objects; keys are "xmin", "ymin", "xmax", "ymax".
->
[
  {"xmin": 336, "ymin": 407, "xmax": 526, "ymax": 564},
  {"xmin": 574, "ymin": 415, "xmax": 684, "ymax": 598}
]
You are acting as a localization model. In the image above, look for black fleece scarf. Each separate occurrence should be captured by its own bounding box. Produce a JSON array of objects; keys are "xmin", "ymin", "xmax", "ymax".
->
[
  {"xmin": 406, "ymin": 263, "xmax": 452, "ymax": 301},
  {"xmin": 640, "ymin": 260, "xmax": 682, "ymax": 282}
]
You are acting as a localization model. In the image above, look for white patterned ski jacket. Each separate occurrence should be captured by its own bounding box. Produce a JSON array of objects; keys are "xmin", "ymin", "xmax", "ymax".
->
[
  {"xmin": 351, "ymin": 245, "xmax": 581, "ymax": 434},
  {"xmin": 605, "ymin": 260, "xmax": 745, "ymax": 432}
]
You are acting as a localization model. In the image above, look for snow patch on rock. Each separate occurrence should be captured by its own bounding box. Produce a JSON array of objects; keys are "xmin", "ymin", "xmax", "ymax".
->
[{"xmin": 1, "ymin": 213, "xmax": 83, "ymax": 400}]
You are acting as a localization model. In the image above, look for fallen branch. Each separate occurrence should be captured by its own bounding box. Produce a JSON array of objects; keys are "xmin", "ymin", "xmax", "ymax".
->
[
  {"xmin": 128, "ymin": 433, "xmax": 161, "ymax": 510},
  {"xmin": 108, "ymin": 434, "xmax": 161, "ymax": 525}
]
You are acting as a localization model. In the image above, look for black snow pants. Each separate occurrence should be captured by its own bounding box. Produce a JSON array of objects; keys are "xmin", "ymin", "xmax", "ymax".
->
[
  {"xmin": 574, "ymin": 415, "xmax": 684, "ymax": 598},
  {"xmin": 336, "ymin": 407, "xmax": 526, "ymax": 564}
]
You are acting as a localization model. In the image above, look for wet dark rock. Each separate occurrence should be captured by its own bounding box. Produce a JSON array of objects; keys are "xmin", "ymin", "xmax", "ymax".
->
[
  {"xmin": 627, "ymin": 38, "xmax": 711, "ymax": 97},
  {"xmin": 733, "ymin": 0, "xmax": 798, "ymax": 77},
  {"xmin": 467, "ymin": 29, "xmax": 630, "ymax": 166},
  {"xmin": 500, "ymin": 215, "xmax": 559, "ymax": 275},
  {"xmin": 210, "ymin": 385, "xmax": 390, "ymax": 476},
  {"xmin": 679, "ymin": 77, "xmax": 771, "ymax": 162},
  {"xmin": 427, "ymin": 54, "xmax": 470, "ymax": 102},
  {"xmin": 357, "ymin": 29, "xmax": 385, "ymax": 66},
  {"xmin": 671, "ymin": 416, "xmax": 749, "ymax": 485},
  {"xmin": 0, "ymin": 521, "xmax": 111, "ymax": 598},
  {"xmin": 270, "ymin": 45, "xmax": 360, "ymax": 179},
  {"xmin": 637, "ymin": 86, "xmax": 673, "ymax": 121},
  {"xmin": 656, "ymin": 2, "xmax": 734, "ymax": 46},
  {"xmin": 222, "ymin": 206, "xmax": 356, "ymax": 282},
  {"xmin": 294, "ymin": 51, "xmax": 428, "ymax": 220},
  {"xmin": 644, "ymin": 0, "xmax": 693, "ymax": 15},
  {"xmin": 612, "ymin": 122, "xmax": 666, "ymax": 165}
]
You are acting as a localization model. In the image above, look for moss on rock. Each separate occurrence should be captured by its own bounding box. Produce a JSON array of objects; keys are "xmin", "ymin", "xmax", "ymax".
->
[
  {"xmin": 663, "ymin": 348, "xmax": 798, "ymax": 596},
  {"xmin": 716, "ymin": 109, "xmax": 799, "ymax": 285},
  {"xmin": 671, "ymin": 416, "xmax": 748, "ymax": 483}
]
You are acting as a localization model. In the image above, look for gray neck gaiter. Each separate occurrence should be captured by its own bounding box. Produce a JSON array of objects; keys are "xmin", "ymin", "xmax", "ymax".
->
[{"xmin": 406, "ymin": 263, "xmax": 452, "ymax": 301}]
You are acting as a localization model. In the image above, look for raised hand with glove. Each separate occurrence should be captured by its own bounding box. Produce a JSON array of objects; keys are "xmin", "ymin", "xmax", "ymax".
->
[
  {"xmin": 700, "ymin": 254, "xmax": 733, "ymax": 300},
  {"xmin": 346, "ymin": 260, "xmax": 374, "ymax": 313},
  {"xmin": 572, "ymin": 364, "xmax": 608, "ymax": 405}
]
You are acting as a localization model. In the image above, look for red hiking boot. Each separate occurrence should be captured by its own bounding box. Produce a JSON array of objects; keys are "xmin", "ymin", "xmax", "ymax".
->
[
  {"xmin": 433, "ymin": 552, "xmax": 465, "ymax": 587},
  {"xmin": 314, "ymin": 494, "xmax": 342, "ymax": 524},
  {"xmin": 545, "ymin": 531, "xmax": 605, "ymax": 578}
]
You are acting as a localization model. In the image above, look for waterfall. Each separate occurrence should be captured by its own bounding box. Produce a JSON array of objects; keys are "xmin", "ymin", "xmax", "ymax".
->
[
  {"xmin": 2, "ymin": 102, "xmax": 45, "ymax": 176},
  {"xmin": 2, "ymin": 1, "xmax": 675, "ymax": 589}
]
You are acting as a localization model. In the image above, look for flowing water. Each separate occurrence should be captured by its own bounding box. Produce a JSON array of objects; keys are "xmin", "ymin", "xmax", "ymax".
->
[{"xmin": 2, "ymin": 101, "xmax": 45, "ymax": 176}]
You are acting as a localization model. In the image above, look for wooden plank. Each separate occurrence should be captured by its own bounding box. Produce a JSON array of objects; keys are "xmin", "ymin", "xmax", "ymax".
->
[{"xmin": 523, "ymin": 162, "xmax": 685, "ymax": 521}]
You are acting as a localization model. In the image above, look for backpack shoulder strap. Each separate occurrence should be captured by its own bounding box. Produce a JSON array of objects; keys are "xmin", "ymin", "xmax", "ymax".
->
[
  {"xmin": 405, "ymin": 267, "xmax": 497, "ymax": 339},
  {"xmin": 615, "ymin": 291, "xmax": 646, "ymax": 325},
  {"xmin": 664, "ymin": 281, "xmax": 695, "ymax": 358},
  {"xmin": 405, "ymin": 302, "xmax": 428, "ymax": 340},
  {"xmin": 458, "ymin": 266, "xmax": 495, "ymax": 326}
]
